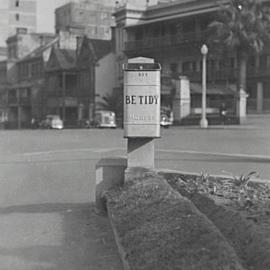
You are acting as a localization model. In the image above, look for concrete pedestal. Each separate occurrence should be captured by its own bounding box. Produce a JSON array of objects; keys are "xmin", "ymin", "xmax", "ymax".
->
[
  {"xmin": 173, "ymin": 76, "xmax": 190, "ymax": 122},
  {"xmin": 125, "ymin": 138, "xmax": 155, "ymax": 182},
  {"xmin": 256, "ymin": 82, "xmax": 263, "ymax": 113},
  {"xmin": 236, "ymin": 88, "xmax": 249, "ymax": 124}
]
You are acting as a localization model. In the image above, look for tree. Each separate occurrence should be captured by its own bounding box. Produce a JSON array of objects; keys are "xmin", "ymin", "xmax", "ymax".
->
[
  {"xmin": 96, "ymin": 90, "xmax": 123, "ymax": 118},
  {"xmin": 208, "ymin": 0, "xmax": 270, "ymax": 120}
]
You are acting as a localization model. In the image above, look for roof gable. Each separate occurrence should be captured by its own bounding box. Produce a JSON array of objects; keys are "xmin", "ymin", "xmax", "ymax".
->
[
  {"xmin": 46, "ymin": 48, "xmax": 61, "ymax": 71},
  {"xmin": 77, "ymin": 36, "xmax": 112, "ymax": 68},
  {"xmin": 46, "ymin": 47, "xmax": 76, "ymax": 71},
  {"xmin": 19, "ymin": 37, "xmax": 59, "ymax": 63},
  {"xmin": 77, "ymin": 37, "xmax": 96, "ymax": 68}
]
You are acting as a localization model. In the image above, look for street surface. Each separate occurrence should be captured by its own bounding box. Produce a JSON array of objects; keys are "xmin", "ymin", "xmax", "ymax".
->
[{"xmin": 0, "ymin": 114, "xmax": 270, "ymax": 269}]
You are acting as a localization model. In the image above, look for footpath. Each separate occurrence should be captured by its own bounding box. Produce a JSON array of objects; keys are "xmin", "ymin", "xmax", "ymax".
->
[
  {"xmin": 214, "ymin": 113, "xmax": 270, "ymax": 129},
  {"xmin": 0, "ymin": 203, "xmax": 123, "ymax": 270}
]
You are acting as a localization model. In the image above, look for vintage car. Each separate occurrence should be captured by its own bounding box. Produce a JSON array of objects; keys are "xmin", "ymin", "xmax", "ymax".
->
[
  {"xmin": 39, "ymin": 115, "xmax": 64, "ymax": 129},
  {"xmin": 94, "ymin": 110, "xmax": 117, "ymax": 128},
  {"xmin": 160, "ymin": 107, "xmax": 173, "ymax": 128}
]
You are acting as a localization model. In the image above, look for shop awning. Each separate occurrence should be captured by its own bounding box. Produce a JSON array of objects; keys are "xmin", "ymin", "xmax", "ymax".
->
[{"xmin": 190, "ymin": 83, "xmax": 236, "ymax": 96}]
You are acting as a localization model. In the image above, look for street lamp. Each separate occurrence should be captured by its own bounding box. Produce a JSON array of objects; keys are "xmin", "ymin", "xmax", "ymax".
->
[{"xmin": 200, "ymin": 44, "xmax": 208, "ymax": 128}]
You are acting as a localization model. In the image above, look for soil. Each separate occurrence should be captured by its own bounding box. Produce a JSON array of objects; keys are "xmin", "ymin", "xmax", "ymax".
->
[{"xmin": 164, "ymin": 172, "xmax": 270, "ymax": 270}]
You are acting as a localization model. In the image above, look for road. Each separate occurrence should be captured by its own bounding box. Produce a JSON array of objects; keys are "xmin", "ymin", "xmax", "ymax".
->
[
  {"xmin": 1, "ymin": 125, "xmax": 270, "ymax": 207},
  {"xmin": 0, "ymin": 120, "xmax": 270, "ymax": 269}
]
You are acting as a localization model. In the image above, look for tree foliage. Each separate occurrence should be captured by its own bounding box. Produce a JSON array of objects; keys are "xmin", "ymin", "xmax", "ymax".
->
[
  {"xmin": 96, "ymin": 90, "xmax": 123, "ymax": 117},
  {"xmin": 208, "ymin": 0, "xmax": 270, "ymax": 94},
  {"xmin": 208, "ymin": 0, "xmax": 270, "ymax": 54}
]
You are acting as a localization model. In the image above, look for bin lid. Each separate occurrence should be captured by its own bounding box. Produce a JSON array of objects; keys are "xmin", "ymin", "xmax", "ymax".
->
[{"xmin": 124, "ymin": 57, "xmax": 161, "ymax": 71}]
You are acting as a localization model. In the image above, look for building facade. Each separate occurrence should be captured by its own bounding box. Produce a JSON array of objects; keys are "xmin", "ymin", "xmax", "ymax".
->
[
  {"xmin": 44, "ymin": 36, "xmax": 116, "ymax": 127},
  {"xmin": 113, "ymin": 0, "xmax": 270, "ymax": 114},
  {"xmin": 55, "ymin": 1, "xmax": 115, "ymax": 40},
  {"xmin": 3, "ymin": 32, "xmax": 57, "ymax": 128}
]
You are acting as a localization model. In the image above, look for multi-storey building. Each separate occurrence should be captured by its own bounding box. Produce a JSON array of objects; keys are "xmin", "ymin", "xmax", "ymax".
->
[
  {"xmin": 55, "ymin": 1, "xmax": 116, "ymax": 40},
  {"xmin": 0, "ymin": 0, "xmax": 37, "ymax": 48},
  {"xmin": 114, "ymin": 0, "xmax": 270, "ymax": 114},
  {"xmin": 44, "ymin": 36, "xmax": 115, "ymax": 127},
  {"xmin": 4, "ymin": 32, "xmax": 57, "ymax": 128}
]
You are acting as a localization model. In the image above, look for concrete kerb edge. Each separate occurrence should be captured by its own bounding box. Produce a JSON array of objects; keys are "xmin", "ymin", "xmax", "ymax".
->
[
  {"xmin": 156, "ymin": 168, "xmax": 270, "ymax": 185},
  {"xmin": 107, "ymin": 206, "xmax": 131, "ymax": 270}
]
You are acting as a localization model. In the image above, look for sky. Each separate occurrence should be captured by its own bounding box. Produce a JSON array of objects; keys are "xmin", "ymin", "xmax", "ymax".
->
[{"xmin": 36, "ymin": 0, "xmax": 70, "ymax": 33}]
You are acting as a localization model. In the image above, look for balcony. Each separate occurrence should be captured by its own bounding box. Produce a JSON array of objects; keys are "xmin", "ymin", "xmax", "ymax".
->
[
  {"xmin": 47, "ymin": 97, "xmax": 78, "ymax": 107},
  {"xmin": 125, "ymin": 31, "xmax": 207, "ymax": 53},
  {"xmin": 180, "ymin": 68, "xmax": 238, "ymax": 82},
  {"xmin": 8, "ymin": 97, "xmax": 31, "ymax": 106},
  {"xmin": 8, "ymin": 97, "xmax": 18, "ymax": 105},
  {"xmin": 247, "ymin": 67, "xmax": 270, "ymax": 78}
]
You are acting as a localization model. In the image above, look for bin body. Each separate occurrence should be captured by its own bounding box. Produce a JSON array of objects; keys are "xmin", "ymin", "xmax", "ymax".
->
[{"xmin": 123, "ymin": 57, "xmax": 161, "ymax": 138}]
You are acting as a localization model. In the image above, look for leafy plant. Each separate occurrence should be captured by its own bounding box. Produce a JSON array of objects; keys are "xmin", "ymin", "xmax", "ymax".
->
[
  {"xmin": 96, "ymin": 90, "xmax": 123, "ymax": 117},
  {"xmin": 223, "ymin": 170, "xmax": 259, "ymax": 187}
]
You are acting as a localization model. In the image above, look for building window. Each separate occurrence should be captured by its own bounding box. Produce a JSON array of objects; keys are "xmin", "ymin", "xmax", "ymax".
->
[
  {"xmin": 15, "ymin": 0, "xmax": 19, "ymax": 7},
  {"xmin": 100, "ymin": 12, "xmax": 109, "ymax": 20},
  {"xmin": 249, "ymin": 56, "xmax": 256, "ymax": 68},
  {"xmin": 229, "ymin": 58, "xmax": 236, "ymax": 69},
  {"xmin": 15, "ymin": 13, "xmax": 20, "ymax": 21},
  {"xmin": 170, "ymin": 24, "xmax": 177, "ymax": 35},
  {"xmin": 207, "ymin": 60, "xmax": 216, "ymax": 71},
  {"xmin": 182, "ymin": 20, "xmax": 195, "ymax": 33},
  {"xmin": 182, "ymin": 61, "xmax": 196, "ymax": 72},
  {"xmin": 161, "ymin": 24, "xmax": 166, "ymax": 36},
  {"xmin": 59, "ymin": 74, "xmax": 63, "ymax": 88},
  {"xmin": 16, "ymin": 27, "xmax": 27, "ymax": 34},
  {"xmin": 153, "ymin": 26, "xmax": 160, "ymax": 37},
  {"xmin": 170, "ymin": 63, "xmax": 178, "ymax": 73},
  {"xmin": 267, "ymin": 55, "xmax": 270, "ymax": 67},
  {"xmin": 135, "ymin": 28, "xmax": 143, "ymax": 40},
  {"xmin": 218, "ymin": 60, "xmax": 226, "ymax": 70}
]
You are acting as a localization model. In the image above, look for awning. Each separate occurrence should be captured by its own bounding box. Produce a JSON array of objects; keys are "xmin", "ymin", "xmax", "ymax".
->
[
  {"xmin": 125, "ymin": 6, "xmax": 218, "ymax": 28},
  {"xmin": 190, "ymin": 83, "xmax": 236, "ymax": 95},
  {"xmin": 7, "ymin": 81, "xmax": 33, "ymax": 89}
]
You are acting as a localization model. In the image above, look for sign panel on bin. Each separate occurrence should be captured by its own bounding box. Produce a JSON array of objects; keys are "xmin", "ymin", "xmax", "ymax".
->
[{"xmin": 123, "ymin": 57, "xmax": 161, "ymax": 138}]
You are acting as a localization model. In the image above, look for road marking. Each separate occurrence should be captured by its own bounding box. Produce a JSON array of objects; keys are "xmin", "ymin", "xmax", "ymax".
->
[
  {"xmin": 5, "ymin": 148, "xmax": 270, "ymax": 162},
  {"xmin": 21, "ymin": 148, "xmax": 122, "ymax": 156},
  {"xmin": 157, "ymin": 149, "xmax": 270, "ymax": 161}
]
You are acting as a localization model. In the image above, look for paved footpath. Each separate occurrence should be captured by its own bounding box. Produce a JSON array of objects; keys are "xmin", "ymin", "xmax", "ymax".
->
[{"xmin": 0, "ymin": 203, "xmax": 123, "ymax": 270}]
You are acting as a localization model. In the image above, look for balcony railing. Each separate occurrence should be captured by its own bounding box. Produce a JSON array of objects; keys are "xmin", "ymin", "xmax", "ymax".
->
[
  {"xmin": 8, "ymin": 97, "xmax": 18, "ymax": 104},
  {"xmin": 125, "ymin": 31, "xmax": 207, "ymax": 52},
  {"xmin": 247, "ymin": 67, "xmax": 270, "ymax": 77},
  {"xmin": 180, "ymin": 68, "xmax": 238, "ymax": 82},
  {"xmin": 8, "ymin": 97, "xmax": 31, "ymax": 105}
]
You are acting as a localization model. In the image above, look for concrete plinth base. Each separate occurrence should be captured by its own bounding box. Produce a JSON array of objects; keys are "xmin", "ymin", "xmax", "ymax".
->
[
  {"xmin": 127, "ymin": 138, "xmax": 155, "ymax": 168},
  {"xmin": 95, "ymin": 157, "xmax": 127, "ymax": 214},
  {"xmin": 125, "ymin": 138, "xmax": 155, "ymax": 182},
  {"xmin": 200, "ymin": 118, "xmax": 208, "ymax": 128}
]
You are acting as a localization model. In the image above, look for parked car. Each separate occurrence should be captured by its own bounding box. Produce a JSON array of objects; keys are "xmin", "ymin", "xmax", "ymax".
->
[
  {"xmin": 94, "ymin": 110, "xmax": 116, "ymax": 128},
  {"xmin": 39, "ymin": 115, "xmax": 64, "ymax": 129},
  {"xmin": 160, "ymin": 107, "xmax": 173, "ymax": 128}
]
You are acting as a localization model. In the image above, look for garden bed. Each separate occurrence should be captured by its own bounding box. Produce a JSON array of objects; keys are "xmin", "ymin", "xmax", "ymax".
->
[
  {"xmin": 161, "ymin": 171, "xmax": 270, "ymax": 270},
  {"xmin": 105, "ymin": 172, "xmax": 245, "ymax": 270}
]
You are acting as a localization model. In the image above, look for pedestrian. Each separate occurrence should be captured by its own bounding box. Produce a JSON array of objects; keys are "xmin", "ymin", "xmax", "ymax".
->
[
  {"xmin": 31, "ymin": 117, "xmax": 36, "ymax": 129},
  {"xmin": 219, "ymin": 103, "xmax": 227, "ymax": 125}
]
